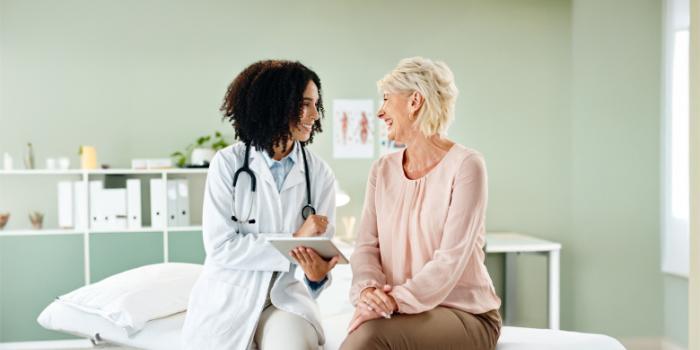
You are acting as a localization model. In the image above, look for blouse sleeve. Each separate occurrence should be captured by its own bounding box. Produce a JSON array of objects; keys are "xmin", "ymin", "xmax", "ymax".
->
[{"xmin": 348, "ymin": 160, "xmax": 387, "ymax": 306}]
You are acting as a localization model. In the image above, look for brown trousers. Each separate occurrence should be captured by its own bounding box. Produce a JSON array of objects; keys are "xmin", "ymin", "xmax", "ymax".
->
[{"xmin": 340, "ymin": 307, "xmax": 501, "ymax": 350}]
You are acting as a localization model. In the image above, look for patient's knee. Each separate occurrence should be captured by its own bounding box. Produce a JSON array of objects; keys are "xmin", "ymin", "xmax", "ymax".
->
[{"xmin": 340, "ymin": 322, "xmax": 387, "ymax": 350}]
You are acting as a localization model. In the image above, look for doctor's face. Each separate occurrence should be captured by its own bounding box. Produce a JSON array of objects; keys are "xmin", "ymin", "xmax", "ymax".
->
[
  {"xmin": 377, "ymin": 92, "xmax": 414, "ymax": 143},
  {"xmin": 290, "ymin": 81, "xmax": 320, "ymax": 142}
]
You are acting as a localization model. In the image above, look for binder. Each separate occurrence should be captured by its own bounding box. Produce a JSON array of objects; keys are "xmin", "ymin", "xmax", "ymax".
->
[
  {"xmin": 167, "ymin": 180, "xmax": 178, "ymax": 227},
  {"xmin": 150, "ymin": 179, "xmax": 166, "ymax": 229},
  {"xmin": 176, "ymin": 179, "xmax": 191, "ymax": 227},
  {"xmin": 126, "ymin": 179, "xmax": 142, "ymax": 229},
  {"xmin": 57, "ymin": 181, "xmax": 74, "ymax": 229},
  {"xmin": 73, "ymin": 181, "xmax": 87, "ymax": 230},
  {"xmin": 89, "ymin": 180, "xmax": 104, "ymax": 229},
  {"xmin": 100, "ymin": 188, "xmax": 128, "ymax": 230}
]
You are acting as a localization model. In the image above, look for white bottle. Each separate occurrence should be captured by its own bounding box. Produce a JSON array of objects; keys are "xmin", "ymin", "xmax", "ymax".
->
[{"xmin": 3, "ymin": 153, "xmax": 13, "ymax": 170}]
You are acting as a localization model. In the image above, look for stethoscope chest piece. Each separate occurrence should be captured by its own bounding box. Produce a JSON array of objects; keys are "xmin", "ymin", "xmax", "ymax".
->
[{"xmin": 301, "ymin": 204, "xmax": 316, "ymax": 220}]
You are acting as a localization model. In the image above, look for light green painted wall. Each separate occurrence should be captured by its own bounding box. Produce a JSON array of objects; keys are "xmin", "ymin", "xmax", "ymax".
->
[
  {"xmin": 665, "ymin": 275, "xmax": 689, "ymax": 347},
  {"xmin": 570, "ymin": 0, "xmax": 664, "ymax": 338},
  {"xmin": 0, "ymin": 0, "xmax": 675, "ymax": 344}
]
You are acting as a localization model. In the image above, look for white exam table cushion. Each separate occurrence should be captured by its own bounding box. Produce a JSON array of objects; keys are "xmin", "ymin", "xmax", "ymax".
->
[{"xmin": 39, "ymin": 300, "xmax": 626, "ymax": 350}]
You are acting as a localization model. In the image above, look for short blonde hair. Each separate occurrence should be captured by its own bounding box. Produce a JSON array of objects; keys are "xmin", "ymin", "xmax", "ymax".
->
[{"xmin": 377, "ymin": 57, "xmax": 459, "ymax": 136}]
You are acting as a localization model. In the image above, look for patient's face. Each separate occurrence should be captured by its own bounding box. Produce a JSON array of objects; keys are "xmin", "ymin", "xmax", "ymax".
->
[{"xmin": 378, "ymin": 92, "xmax": 414, "ymax": 143}]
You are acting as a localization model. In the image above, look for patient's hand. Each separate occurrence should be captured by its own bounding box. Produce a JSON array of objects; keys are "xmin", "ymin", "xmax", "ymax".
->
[
  {"xmin": 347, "ymin": 305, "xmax": 383, "ymax": 333},
  {"xmin": 359, "ymin": 285, "xmax": 398, "ymax": 316},
  {"xmin": 290, "ymin": 246, "xmax": 339, "ymax": 282}
]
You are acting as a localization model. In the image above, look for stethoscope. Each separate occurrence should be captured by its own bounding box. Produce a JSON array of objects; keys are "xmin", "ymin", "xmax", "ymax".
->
[{"xmin": 231, "ymin": 143, "xmax": 315, "ymax": 225}]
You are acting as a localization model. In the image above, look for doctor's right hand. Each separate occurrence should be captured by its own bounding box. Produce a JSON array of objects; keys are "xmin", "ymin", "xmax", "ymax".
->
[{"xmin": 293, "ymin": 214, "xmax": 328, "ymax": 237}]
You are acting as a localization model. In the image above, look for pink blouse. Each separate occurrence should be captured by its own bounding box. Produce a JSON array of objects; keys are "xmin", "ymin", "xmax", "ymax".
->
[{"xmin": 349, "ymin": 144, "xmax": 501, "ymax": 315}]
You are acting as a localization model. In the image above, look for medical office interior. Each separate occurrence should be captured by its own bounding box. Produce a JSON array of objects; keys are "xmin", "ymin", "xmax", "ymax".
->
[{"xmin": 1, "ymin": 0, "xmax": 699, "ymax": 349}]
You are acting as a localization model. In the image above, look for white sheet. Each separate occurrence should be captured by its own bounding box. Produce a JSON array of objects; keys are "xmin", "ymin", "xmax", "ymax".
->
[
  {"xmin": 39, "ymin": 263, "xmax": 625, "ymax": 349},
  {"xmin": 38, "ymin": 301, "xmax": 184, "ymax": 350},
  {"xmin": 39, "ymin": 300, "xmax": 626, "ymax": 350}
]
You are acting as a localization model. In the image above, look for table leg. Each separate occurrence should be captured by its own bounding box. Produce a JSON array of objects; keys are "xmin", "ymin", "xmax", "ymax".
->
[
  {"xmin": 505, "ymin": 252, "xmax": 517, "ymax": 325},
  {"xmin": 548, "ymin": 249, "xmax": 560, "ymax": 330}
]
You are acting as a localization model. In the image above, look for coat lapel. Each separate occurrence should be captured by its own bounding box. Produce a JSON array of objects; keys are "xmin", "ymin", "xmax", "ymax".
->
[
  {"xmin": 280, "ymin": 144, "xmax": 306, "ymax": 194},
  {"xmin": 248, "ymin": 149, "xmax": 277, "ymax": 191}
]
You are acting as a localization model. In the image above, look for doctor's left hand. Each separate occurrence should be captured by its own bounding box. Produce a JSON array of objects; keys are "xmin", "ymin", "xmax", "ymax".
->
[{"xmin": 290, "ymin": 247, "xmax": 339, "ymax": 282}]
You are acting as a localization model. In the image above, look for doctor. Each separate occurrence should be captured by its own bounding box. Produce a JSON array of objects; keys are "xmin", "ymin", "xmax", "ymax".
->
[{"xmin": 182, "ymin": 60, "xmax": 339, "ymax": 350}]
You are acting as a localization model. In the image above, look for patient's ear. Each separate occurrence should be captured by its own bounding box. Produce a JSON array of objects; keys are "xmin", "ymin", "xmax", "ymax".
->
[{"xmin": 409, "ymin": 91, "xmax": 424, "ymax": 114}]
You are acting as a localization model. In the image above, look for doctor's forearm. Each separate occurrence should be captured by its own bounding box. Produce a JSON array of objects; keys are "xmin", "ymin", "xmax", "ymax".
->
[{"xmin": 208, "ymin": 232, "xmax": 292, "ymax": 271}]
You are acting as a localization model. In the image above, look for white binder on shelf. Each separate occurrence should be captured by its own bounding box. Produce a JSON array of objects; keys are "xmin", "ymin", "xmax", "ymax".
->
[
  {"xmin": 176, "ymin": 179, "xmax": 191, "ymax": 227},
  {"xmin": 126, "ymin": 179, "xmax": 142, "ymax": 229},
  {"xmin": 73, "ymin": 181, "xmax": 87, "ymax": 230},
  {"xmin": 57, "ymin": 181, "xmax": 74, "ymax": 229},
  {"xmin": 150, "ymin": 179, "xmax": 166, "ymax": 229},
  {"xmin": 100, "ymin": 188, "xmax": 128, "ymax": 230},
  {"xmin": 167, "ymin": 180, "xmax": 178, "ymax": 227},
  {"xmin": 89, "ymin": 180, "xmax": 104, "ymax": 229}
]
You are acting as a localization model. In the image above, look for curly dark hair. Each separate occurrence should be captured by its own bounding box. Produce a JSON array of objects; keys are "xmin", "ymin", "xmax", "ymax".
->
[{"xmin": 221, "ymin": 60, "xmax": 325, "ymax": 156}]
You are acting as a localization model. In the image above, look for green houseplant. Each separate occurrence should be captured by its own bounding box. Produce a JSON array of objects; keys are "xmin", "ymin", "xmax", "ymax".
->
[{"xmin": 171, "ymin": 131, "xmax": 229, "ymax": 168}]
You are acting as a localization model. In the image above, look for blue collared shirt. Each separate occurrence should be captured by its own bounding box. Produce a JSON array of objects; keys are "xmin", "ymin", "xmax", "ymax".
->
[{"xmin": 261, "ymin": 145, "xmax": 297, "ymax": 193}]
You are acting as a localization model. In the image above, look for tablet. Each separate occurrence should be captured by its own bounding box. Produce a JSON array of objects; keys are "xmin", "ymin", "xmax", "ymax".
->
[{"xmin": 267, "ymin": 237, "xmax": 349, "ymax": 265}]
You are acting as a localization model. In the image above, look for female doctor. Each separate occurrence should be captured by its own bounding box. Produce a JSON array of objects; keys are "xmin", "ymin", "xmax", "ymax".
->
[{"xmin": 182, "ymin": 60, "xmax": 339, "ymax": 350}]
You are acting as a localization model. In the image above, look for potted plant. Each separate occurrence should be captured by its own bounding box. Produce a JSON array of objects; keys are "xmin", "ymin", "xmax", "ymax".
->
[{"xmin": 171, "ymin": 131, "xmax": 229, "ymax": 168}]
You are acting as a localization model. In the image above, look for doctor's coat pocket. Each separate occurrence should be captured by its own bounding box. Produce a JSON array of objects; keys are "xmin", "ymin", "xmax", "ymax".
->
[{"xmin": 187, "ymin": 277, "xmax": 250, "ymax": 336}]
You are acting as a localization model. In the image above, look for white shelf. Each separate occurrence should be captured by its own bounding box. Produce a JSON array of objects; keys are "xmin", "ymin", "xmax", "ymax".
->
[
  {"xmin": 1, "ymin": 169, "xmax": 206, "ymax": 283},
  {"xmin": 0, "ymin": 168, "xmax": 208, "ymax": 176},
  {"xmin": 168, "ymin": 226, "xmax": 203, "ymax": 232},
  {"xmin": 89, "ymin": 168, "xmax": 208, "ymax": 175},
  {"xmin": 89, "ymin": 227, "xmax": 165, "ymax": 234},
  {"xmin": 0, "ymin": 170, "xmax": 84, "ymax": 175},
  {"xmin": 0, "ymin": 226, "xmax": 202, "ymax": 237},
  {"xmin": 0, "ymin": 229, "xmax": 82, "ymax": 236},
  {"xmin": 0, "ymin": 226, "xmax": 204, "ymax": 237}
]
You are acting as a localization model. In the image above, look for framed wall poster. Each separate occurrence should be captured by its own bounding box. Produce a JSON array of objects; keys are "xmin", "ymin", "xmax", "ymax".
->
[{"xmin": 333, "ymin": 99, "xmax": 374, "ymax": 159}]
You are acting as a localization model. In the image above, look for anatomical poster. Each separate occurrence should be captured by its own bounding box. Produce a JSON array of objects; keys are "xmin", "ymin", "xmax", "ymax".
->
[{"xmin": 333, "ymin": 99, "xmax": 374, "ymax": 159}]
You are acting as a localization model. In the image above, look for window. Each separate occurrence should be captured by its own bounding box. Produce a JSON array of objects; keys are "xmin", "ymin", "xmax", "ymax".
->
[{"xmin": 662, "ymin": 0, "xmax": 690, "ymax": 276}]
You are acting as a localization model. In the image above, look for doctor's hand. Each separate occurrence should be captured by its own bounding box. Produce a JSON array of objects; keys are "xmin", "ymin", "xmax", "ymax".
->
[
  {"xmin": 290, "ymin": 247, "xmax": 339, "ymax": 282},
  {"xmin": 293, "ymin": 214, "xmax": 328, "ymax": 237}
]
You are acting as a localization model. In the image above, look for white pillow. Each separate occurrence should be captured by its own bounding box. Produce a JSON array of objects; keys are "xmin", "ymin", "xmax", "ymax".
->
[{"xmin": 56, "ymin": 262, "xmax": 202, "ymax": 335}]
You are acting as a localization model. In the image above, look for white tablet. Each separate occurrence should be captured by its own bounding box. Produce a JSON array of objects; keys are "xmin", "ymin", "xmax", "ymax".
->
[{"xmin": 267, "ymin": 237, "xmax": 349, "ymax": 265}]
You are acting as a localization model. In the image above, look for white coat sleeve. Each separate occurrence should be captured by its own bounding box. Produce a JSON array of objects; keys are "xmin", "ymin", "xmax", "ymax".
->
[
  {"xmin": 202, "ymin": 151, "xmax": 290, "ymax": 272},
  {"xmin": 302, "ymin": 160, "xmax": 337, "ymax": 298}
]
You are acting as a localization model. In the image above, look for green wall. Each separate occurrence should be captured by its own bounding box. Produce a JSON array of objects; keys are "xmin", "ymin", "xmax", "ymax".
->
[
  {"xmin": 0, "ymin": 0, "xmax": 683, "ymax": 345},
  {"xmin": 665, "ymin": 275, "xmax": 689, "ymax": 347},
  {"xmin": 570, "ymin": 0, "xmax": 665, "ymax": 338}
]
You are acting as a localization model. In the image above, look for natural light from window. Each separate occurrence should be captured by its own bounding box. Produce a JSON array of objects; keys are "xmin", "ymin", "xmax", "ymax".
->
[{"xmin": 671, "ymin": 30, "xmax": 689, "ymax": 221}]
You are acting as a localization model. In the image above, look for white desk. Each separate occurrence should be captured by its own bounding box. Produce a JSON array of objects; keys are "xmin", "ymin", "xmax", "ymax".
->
[{"xmin": 485, "ymin": 232, "xmax": 562, "ymax": 330}]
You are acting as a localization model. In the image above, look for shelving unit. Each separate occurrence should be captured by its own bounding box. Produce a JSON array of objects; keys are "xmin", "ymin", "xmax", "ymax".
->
[{"xmin": 0, "ymin": 168, "xmax": 207, "ymax": 285}]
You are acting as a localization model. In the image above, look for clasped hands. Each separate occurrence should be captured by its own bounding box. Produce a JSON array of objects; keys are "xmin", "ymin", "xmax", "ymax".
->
[{"xmin": 348, "ymin": 284, "xmax": 399, "ymax": 333}]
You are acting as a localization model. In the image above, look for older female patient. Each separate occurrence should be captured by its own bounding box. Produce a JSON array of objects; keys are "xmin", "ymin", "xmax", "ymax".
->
[{"xmin": 342, "ymin": 57, "xmax": 502, "ymax": 350}]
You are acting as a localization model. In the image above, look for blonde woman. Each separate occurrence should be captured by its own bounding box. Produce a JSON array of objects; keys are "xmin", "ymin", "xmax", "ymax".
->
[{"xmin": 341, "ymin": 57, "xmax": 502, "ymax": 350}]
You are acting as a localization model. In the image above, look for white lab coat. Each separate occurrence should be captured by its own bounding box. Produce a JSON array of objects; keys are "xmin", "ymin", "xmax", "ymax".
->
[{"xmin": 182, "ymin": 141, "xmax": 336, "ymax": 350}]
